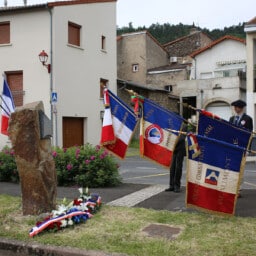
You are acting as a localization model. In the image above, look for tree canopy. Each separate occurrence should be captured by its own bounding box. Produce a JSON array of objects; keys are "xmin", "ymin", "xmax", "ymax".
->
[{"xmin": 117, "ymin": 22, "xmax": 246, "ymax": 44}]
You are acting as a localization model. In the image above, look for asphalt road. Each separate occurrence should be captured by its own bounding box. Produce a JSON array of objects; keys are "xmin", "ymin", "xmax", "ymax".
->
[{"xmin": 118, "ymin": 155, "xmax": 256, "ymax": 190}]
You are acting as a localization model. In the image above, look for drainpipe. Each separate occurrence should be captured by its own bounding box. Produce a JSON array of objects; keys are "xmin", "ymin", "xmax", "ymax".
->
[{"xmin": 47, "ymin": 6, "xmax": 57, "ymax": 147}]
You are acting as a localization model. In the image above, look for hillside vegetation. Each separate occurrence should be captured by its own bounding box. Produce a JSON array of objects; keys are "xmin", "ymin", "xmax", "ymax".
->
[{"xmin": 117, "ymin": 22, "xmax": 246, "ymax": 44}]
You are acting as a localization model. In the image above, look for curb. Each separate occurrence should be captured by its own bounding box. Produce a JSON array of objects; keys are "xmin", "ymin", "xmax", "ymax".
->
[
  {"xmin": 0, "ymin": 237, "xmax": 127, "ymax": 256},
  {"xmin": 246, "ymin": 156, "xmax": 256, "ymax": 162}
]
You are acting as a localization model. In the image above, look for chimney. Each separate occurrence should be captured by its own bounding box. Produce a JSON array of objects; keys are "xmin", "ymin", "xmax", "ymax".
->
[
  {"xmin": 24, "ymin": 0, "xmax": 27, "ymax": 5},
  {"xmin": 4, "ymin": 0, "xmax": 7, "ymax": 7}
]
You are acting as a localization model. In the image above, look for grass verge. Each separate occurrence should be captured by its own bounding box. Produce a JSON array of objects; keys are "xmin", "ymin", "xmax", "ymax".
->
[{"xmin": 1, "ymin": 194, "xmax": 256, "ymax": 256}]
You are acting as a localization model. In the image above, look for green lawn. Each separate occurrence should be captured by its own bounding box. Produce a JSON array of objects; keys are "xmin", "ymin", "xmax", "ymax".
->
[{"xmin": 1, "ymin": 194, "xmax": 256, "ymax": 256}]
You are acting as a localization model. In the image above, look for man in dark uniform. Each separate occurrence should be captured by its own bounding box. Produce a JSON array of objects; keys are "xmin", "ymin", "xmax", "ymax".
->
[
  {"xmin": 165, "ymin": 124, "xmax": 187, "ymax": 193},
  {"xmin": 229, "ymin": 99, "xmax": 253, "ymax": 198},
  {"xmin": 229, "ymin": 100, "xmax": 253, "ymax": 131}
]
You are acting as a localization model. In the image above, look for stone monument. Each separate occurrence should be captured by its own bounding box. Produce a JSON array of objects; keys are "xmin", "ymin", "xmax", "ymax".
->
[{"xmin": 8, "ymin": 101, "xmax": 57, "ymax": 215}]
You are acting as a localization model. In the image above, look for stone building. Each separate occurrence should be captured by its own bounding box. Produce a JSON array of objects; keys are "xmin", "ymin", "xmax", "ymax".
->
[
  {"xmin": 146, "ymin": 62, "xmax": 191, "ymax": 92},
  {"xmin": 117, "ymin": 30, "xmax": 180, "ymax": 112},
  {"xmin": 163, "ymin": 27, "xmax": 213, "ymax": 58},
  {"xmin": 117, "ymin": 79, "xmax": 179, "ymax": 113},
  {"xmin": 117, "ymin": 31, "xmax": 169, "ymax": 85}
]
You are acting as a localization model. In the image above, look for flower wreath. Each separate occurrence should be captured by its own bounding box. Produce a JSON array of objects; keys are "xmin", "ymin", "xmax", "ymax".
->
[{"xmin": 29, "ymin": 188, "xmax": 101, "ymax": 237}]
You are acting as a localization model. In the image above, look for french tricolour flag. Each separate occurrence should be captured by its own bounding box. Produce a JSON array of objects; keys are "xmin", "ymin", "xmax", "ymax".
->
[
  {"xmin": 140, "ymin": 98, "xmax": 184, "ymax": 168},
  {"xmin": 103, "ymin": 90, "xmax": 139, "ymax": 159},
  {"xmin": 186, "ymin": 134, "xmax": 246, "ymax": 215},
  {"xmin": 1, "ymin": 79, "xmax": 15, "ymax": 135},
  {"xmin": 100, "ymin": 87, "xmax": 115, "ymax": 145}
]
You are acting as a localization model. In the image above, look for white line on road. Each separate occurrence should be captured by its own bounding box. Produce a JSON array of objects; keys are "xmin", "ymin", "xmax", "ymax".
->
[
  {"xmin": 107, "ymin": 184, "xmax": 166, "ymax": 207},
  {"xmin": 244, "ymin": 181, "xmax": 256, "ymax": 188},
  {"xmin": 136, "ymin": 167, "xmax": 158, "ymax": 170},
  {"xmin": 123, "ymin": 173, "xmax": 168, "ymax": 180}
]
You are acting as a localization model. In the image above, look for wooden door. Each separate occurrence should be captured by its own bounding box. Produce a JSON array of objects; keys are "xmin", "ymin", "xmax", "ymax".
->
[{"xmin": 63, "ymin": 117, "xmax": 84, "ymax": 148}]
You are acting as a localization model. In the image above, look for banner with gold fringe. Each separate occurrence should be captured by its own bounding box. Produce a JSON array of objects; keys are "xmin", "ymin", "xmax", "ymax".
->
[
  {"xmin": 140, "ymin": 98, "xmax": 184, "ymax": 168},
  {"xmin": 186, "ymin": 133, "xmax": 246, "ymax": 216}
]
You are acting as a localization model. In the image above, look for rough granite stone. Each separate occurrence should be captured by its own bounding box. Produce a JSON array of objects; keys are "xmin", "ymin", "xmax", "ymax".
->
[{"xmin": 8, "ymin": 101, "xmax": 57, "ymax": 215}]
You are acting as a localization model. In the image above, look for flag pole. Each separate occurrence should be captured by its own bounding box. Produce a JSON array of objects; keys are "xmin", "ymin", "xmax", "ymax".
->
[
  {"xmin": 178, "ymin": 102, "xmax": 197, "ymax": 111},
  {"xmin": 167, "ymin": 129, "xmax": 187, "ymax": 135},
  {"xmin": 180, "ymin": 102, "xmax": 256, "ymax": 134},
  {"xmin": 0, "ymin": 78, "xmax": 13, "ymax": 115},
  {"xmin": 1, "ymin": 74, "xmax": 12, "ymax": 116},
  {"xmin": 168, "ymin": 129, "xmax": 256, "ymax": 155},
  {"xmin": 2, "ymin": 73, "xmax": 6, "ymax": 80},
  {"xmin": 0, "ymin": 95, "xmax": 11, "ymax": 116},
  {"xmin": 0, "ymin": 102, "xmax": 10, "ymax": 117}
]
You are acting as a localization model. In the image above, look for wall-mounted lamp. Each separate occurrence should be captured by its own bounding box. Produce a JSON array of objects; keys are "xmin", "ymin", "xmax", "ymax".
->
[{"xmin": 38, "ymin": 50, "xmax": 51, "ymax": 73}]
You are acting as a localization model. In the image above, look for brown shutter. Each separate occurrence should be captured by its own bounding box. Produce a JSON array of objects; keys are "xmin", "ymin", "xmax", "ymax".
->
[
  {"xmin": 6, "ymin": 71, "xmax": 23, "ymax": 107},
  {"xmin": 68, "ymin": 22, "xmax": 81, "ymax": 46},
  {"xmin": 0, "ymin": 22, "xmax": 10, "ymax": 44}
]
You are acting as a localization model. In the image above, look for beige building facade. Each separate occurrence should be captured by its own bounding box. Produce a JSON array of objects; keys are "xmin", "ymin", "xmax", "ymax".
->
[
  {"xmin": 245, "ymin": 17, "xmax": 256, "ymax": 129},
  {"xmin": 0, "ymin": 0, "xmax": 117, "ymax": 148}
]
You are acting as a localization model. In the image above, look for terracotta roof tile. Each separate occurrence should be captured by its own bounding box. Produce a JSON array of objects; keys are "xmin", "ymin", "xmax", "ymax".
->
[
  {"xmin": 190, "ymin": 35, "xmax": 245, "ymax": 58},
  {"xmin": 48, "ymin": 0, "xmax": 116, "ymax": 7},
  {"xmin": 0, "ymin": 4, "xmax": 46, "ymax": 11},
  {"xmin": 163, "ymin": 31, "xmax": 211, "ymax": 47},
  {"xmin": 0, "ymin": 0, "xmax": 116, "ymax": 11},
  {"xmin": 116, "ymin": 35, "xmax": 122, "ymax": 41},
  {"xmin": 246, "ymin": 17, "xmax": 256, "ymax": 25}
]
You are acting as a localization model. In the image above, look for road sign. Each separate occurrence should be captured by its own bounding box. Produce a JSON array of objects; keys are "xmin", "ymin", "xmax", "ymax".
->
[{"xmin": 51, "ymin": 92, "xmax": 57, "ymax": 103}]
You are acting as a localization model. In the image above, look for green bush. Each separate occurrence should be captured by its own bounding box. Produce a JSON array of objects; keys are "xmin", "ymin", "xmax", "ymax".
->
[
  {"xmin": 52, "ymin": 144, "xmax": 122, "ymax": 187},
  {"xmin": 0, "ymin": 144, "xmax": 122, "ymax": 188},
  {"xmin": 0, "ymin": 146, "xmax": 19, "ymax": 183}
]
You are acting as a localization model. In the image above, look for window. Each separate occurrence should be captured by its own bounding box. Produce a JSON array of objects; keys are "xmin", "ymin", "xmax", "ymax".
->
[
  {"xmin": 5, "ymin": 71, "xmax": 23, "ymax": 107},
  {"xmin": 223, "ymin": 71, "xmax": 230, "ymax": 77},
  {"xmin": 164, "ymin": 85, "xmax": 173, "ymax": 92},
  {"xmin": 0, "ymin": 21, "xmax": 10, "ymax": 44},
  {"xmin": 100, "ymin": 78, "xmax": 108, "ymax": 98},
  {"xmin": 132, "ymin": 64, "xmax": 139, "ymax": 72},
  {"xmin": 68, "ymin": 21, "xmax": 81, "ymax": 47},
  {"xmin": 101, "ymin": 35, "xmax": 106, "ymax": 50}
]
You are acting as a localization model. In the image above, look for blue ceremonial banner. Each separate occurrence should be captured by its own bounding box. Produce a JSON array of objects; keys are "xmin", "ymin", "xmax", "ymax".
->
[
  {"xmin": 197, "ymin": 111, "xmax": 252, "ymax": 149},
  {"xmin": 141, "ymin": 98, "xmax": 184, "ymax": 167},
  {"xmin": 186, "ymin": 133, "xmax": 246, "ymax": 215}
]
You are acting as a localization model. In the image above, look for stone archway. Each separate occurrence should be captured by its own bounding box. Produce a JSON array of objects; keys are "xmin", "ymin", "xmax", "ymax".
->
[{"xmin": 204, "ymin": 98, "xmax": 232, "ymax": 121}]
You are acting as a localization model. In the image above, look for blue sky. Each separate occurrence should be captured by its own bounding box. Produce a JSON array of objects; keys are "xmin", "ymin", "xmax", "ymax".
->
[{"xmin": 2, "ymin": 0, "xmax": 256, "ymax": 30}]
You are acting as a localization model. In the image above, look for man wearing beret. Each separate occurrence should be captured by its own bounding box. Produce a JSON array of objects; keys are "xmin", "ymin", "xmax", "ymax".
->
[
  {"xmin": 229, "ymin": 99, "xmax": 253, "ymax": 198},
  {"xmin": 229, "ymin": 100, "xmax": 253, "ymax": 131}
]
